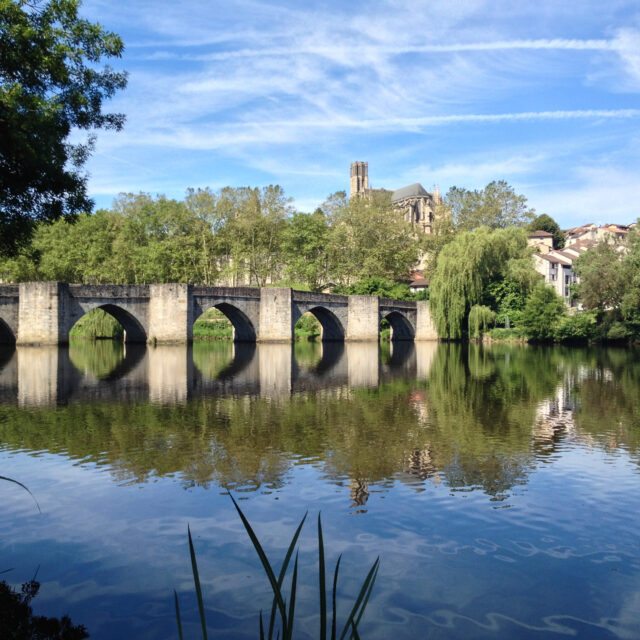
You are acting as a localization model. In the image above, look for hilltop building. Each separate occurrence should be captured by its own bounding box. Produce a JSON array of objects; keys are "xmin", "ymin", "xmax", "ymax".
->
[
  {"xmin": 565, "ymin": 223, "xmax": 631, "ymax": 246},
  {"xmin": 349, "ymin": 161, "xmax": 443, "ymax": 234}
]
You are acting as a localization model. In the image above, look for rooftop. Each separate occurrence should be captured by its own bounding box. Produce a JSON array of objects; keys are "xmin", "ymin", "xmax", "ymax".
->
[
  {"xmin": 392, "ymin": 183, "xmax": 430, "ymax": 202},
  {"xmin": 528, "ymin": 230, "xmax": 554, "ymax": 238}
]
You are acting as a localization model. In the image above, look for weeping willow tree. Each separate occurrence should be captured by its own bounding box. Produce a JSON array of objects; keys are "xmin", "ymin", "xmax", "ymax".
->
[
  {"xmin": 468, "ymin": 305, "xmax": 496, "ymax": 339},
  {"xmin": 430, "ymin": 227, "xmax": 535, "ymax": 339},
  {"xmin": 70, "ymin": 308, "xmax": 123, "ymax": 340}
]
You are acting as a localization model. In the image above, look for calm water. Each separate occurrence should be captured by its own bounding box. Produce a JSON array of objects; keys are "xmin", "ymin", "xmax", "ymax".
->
[{"xmin": 1, "ymin": 341, "xmax": 639, "ymax": 639}]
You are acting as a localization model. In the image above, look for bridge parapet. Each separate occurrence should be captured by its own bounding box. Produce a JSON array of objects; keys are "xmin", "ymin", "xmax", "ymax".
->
[
  {"xmin": 191, "ymin": 285, "xmax": 260, "ymax": 299},
  {"xmin": 379, "ymin": 297, "xmax": 417, "ymax": 311},
  {"xmin": 68, "ymin": 284, "xmax": 151, "ymax": 300},
  {"xmin": 0, "ymin": 284, "xmax": 19, "ymax": 297},
  {"xmin": 292, "ymin": 290, "xmax": 348, "ymax": 305}
]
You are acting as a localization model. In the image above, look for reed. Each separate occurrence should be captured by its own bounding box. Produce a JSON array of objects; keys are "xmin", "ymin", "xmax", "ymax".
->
[{"xmin": 175, "ymin": 493, "xmax": 379, "ymax": 639}]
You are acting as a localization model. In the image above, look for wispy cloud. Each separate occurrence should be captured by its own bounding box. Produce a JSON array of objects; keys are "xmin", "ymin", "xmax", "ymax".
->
[{"xmin": 81, "ymin": 0, "xmax": 640, "ymax": 225}]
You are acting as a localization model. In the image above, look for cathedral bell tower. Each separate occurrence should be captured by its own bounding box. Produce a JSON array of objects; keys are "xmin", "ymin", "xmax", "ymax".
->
[{"xmin": 350, "ymin": 161, "xmax": 369, "ymax": 198}]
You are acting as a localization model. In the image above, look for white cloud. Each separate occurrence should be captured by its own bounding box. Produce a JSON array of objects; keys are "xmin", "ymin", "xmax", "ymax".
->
[
  {"xmin": 611, "ymin": 28, "xmax": 640, "ymax": 88},
  {"xmin": 530, "ymin": 165, "xmax": 640, "ymax": 226}
]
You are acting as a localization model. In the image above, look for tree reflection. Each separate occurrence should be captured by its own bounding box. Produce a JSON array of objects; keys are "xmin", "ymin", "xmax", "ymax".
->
[{"xmin": 0, "ymin": 345, "xmax": 638, "ymax": 502}]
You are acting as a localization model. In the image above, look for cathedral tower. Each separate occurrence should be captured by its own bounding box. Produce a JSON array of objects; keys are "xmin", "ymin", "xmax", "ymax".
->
[{"xmin": 350, "ymin": 161, "xmax": 369, "ymax": 197}]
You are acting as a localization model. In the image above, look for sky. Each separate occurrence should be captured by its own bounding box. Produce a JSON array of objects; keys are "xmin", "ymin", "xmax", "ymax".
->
[{"xmin": 80, "ymin": 0, "xmax": 640, "ymax": 227}]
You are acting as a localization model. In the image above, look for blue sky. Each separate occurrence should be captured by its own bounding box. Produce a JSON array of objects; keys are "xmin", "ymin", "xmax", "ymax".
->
[{"xmin": 81, "ymin": 0, "xmax": 640, "ymax": 227}]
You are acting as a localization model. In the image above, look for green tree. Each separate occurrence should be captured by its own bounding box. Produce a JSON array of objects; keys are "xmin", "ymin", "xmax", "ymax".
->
[
  {"xmin": 429, "ymin": 227, "xmax": 535, "ymax": 339},
  {"xmin": 468, "ymin": 305, "xmax": 496, "ymax": 339},
  {"xmin": 446, "ymin": 181, "xmax": 535, "ymax": 231},
  {"xmin": 620, "ymin": 224, "xmax": 640, "ymax": 336},
  {"xmin": 281, "ymin": 210, "xmax": 330, "ymax": 290},
  {"xmin": 528, "ymin": 213, "xmax": 565, "ymax": 249},
  {"xmin": 573, "ymin": 241, "xmax": 626, "ymax": 314},
  {"xmin": 521, "ymin": 283, "xmax": 565, "ymax": 341},
  {"xmin": 0, "ymin": 0, "xmax": 127, "ymax": 255},
  {"xmin": 327, "ymin": 191, "xmax": 420, "ymax": 285},
  {"xmin": 337, "ymin": 276, "xmax": 413, "ymax": 300}
]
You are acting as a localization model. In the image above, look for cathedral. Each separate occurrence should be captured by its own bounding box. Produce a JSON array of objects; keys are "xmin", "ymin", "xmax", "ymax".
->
[{"xmin": 349, "ymin": 161, "xmax": 442, "ymax": 234}]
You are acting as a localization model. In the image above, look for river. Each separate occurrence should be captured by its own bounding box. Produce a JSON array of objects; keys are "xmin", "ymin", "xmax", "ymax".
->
[{"xmin": 0, "ymin": 341, "xmax": 639, "ymax": 639}]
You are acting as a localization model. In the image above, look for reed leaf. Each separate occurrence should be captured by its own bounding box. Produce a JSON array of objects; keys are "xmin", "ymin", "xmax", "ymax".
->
[
  {"xmin": 188, "ymin": 525, "xmax": 209, "ymax": 640},
  {"xmin": 285, "ymin": 553, "xmax": 299, "ymax": 640},
  {"xmin": 353, "ymin": 562, "xmax": 379, "ymax": 631},
  {"xmin": 338, "ymin": 557, "xmax": 380, "ymax": 640},
  {"xmin": 259, "ymin": 611, "xmax": 265, "ymax": 640},
  {"xmin": 318, "ymin": 514, "xmax": 327, "ymax": 640},
  {"xmin": 228, "ymin": 492, "xmax": 289, "ymax": 637},
  {"xmin": 268, "ymin": 511, "xmax": 307, "ymax": 640},
  {"xmin": 0, "ymin": 475, "xmax": 41, "ymax": 513},
  {"xmin": 331, "ymin": 554, "xmax": 342, "ymax": 640},
  {"xmin": 174, "ymin": 590, "xmax": 184, "ymax": 640}
]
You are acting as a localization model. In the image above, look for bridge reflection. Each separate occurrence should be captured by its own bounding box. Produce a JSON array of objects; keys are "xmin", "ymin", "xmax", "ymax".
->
[{"xmin": 0, "ymin": 341, "xmax": 439, "ymax": 407}]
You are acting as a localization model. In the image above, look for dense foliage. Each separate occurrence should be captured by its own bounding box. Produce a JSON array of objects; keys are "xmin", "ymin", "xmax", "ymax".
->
[
  {"xmin": 0, "ymin": 0, "xmax": 127, "ymax": 255},
  {"xmin": 528, "ymin": 213, "xmax": 565, "ymax": 249},
  {"xmin": 573, "ymin": 230, "xmax": 640, "ymax": 340},
  {"xmin": 429, "ymin": 227, "xmax": 536, "ymax": 339},
  {"xmin": 446, "ymin": 181, "xmax": 535, "ymax": 230},
  {"xmin": 0, "ymin": 187, "xmax": 424, "ymax": 290},
  {"xmin": 468, "ymin": 305, "xmax": 496, "ymax": 339},
  {"xmin": 0, "ymin": 579, "xmax": 89, "ymax": 639},
  {"xmin": 520, "ymin": 283, "xmax": 566, "ymax": 341}
]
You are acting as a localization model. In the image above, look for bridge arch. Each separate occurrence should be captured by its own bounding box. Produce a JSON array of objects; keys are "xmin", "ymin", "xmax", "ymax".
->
[
  {"xmin": 294, "ymin": 305, "xmax": 345, "ymax": 342},
  {"xmin": 69, "ymin": 303, "xmax": 148, "ymax": 343},
  {"xmin": 195, "ymin": 303, "xmax": 257, "ymax": 342},
  {"xmin": 0, "ymin": 317, "xmax": 16, "ymax": 344},
  {"xmin": 383, "ymin": 311, "xmax": 415, "ymax": 341}
]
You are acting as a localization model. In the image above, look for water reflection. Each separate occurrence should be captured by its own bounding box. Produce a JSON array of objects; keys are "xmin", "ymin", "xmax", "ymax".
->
[
  {"xmin": 0, "ymin": 340, "xmax": 438, "ymax": 406},
  {"xmin": 0, "ymin": 341, "xmax": 638, "ymax": 502},
  {"xmin": 2, "ymin": 341, "xmax": 640, "ymax": 640}
]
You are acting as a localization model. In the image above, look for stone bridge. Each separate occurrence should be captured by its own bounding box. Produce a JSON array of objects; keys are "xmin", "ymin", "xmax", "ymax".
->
[{"xmin": 0, "ymin": 283, "xmax": 438, "ymax": 345}]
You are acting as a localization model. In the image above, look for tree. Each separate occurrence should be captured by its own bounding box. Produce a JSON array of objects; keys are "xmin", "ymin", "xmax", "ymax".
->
[
  {"xmin": 281, "ymin": 210, "xmax": 330, "ymax": 290},
  {"xmin": 468, "ymin": 305, "xmax": 496, "ymax": 339},
  {"xmin": 620, "ymin": 224, "xmax": 640, "ymax": 336},
  {"xmin": 446, "ymin": 181, "xmax": 535, "ymax": 230},
  {"xmin": 520, "ymin": 283, "xmax": 565, "ymax": 341},
  {"xmin": 0, "ymin": 0, "xmax": 127, "ymax": 255},
  {"xmin": 528, "ymin": 213, "xmax": 565, "ymax": 249},
  {"xmin": 573, "ymin": 242, "xmax": 626, "ymax": 314},
  {"xmin": 429, "ymin": 227, "xmax": 535, "ymax": 339},
  {"xmin": 327, "ymin": 191, "xmax": 420, "ymax": 285}
]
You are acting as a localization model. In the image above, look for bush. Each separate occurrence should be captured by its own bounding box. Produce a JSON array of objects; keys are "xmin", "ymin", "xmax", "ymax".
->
[
  {"xmin": 336, "ymin": 277, "xmax": 414, "ymax": 300},
  {"xmin": 554, "ymin": 311, "xmax": 597, "ymax": 342},
  {"xmin": 607, "ymin": 322, "xmax": 630, "ymax": 341},
  {"xmin": 521, "ymin": 284, "xmax": 565, "ymax": 341},
  {"xmin": 468, "ymin": 305, "xmax": 495, "ymax": 339},
  {"xmin": 487, "ymin": 327, "xmax": 527, "ymax": 341},
  {"xmin": 295, "ymin": 313, "xmax": 322, "ymax": 340}
]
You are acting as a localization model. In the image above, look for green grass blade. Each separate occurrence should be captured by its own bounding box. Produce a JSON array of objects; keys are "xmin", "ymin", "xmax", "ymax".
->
[
  {"xmin": 331, "ymin": 554, "xmax": 342, "ymax": 640},
  {"xmin": 285, "ymin": 552, "xmax": 299, "ymax": 640},
  {"xmin": 268, "ymin": 511, "xmax": 307, "ymax": 640},
  {"xmin": 318, "ymin": 514, "xmax": 327, "ymax": 640},
  {"xmin": 353, "ymin": 561, "xmax": 379, "ymax": 630},
  {"xmin": 188, "ymin": 525, "xmax": 209, "ymax": 640},
  {"xmin": 228, "ymin": 492, "xmax": 288, "ymax": 637},
  {"xmin": 338, "ymin": 557, "xmax": 380, "ymax": 640},
  {"xmin": 0, "ymin": 475, "xmax": 41, "ymax": 513},
  {"xmin": 174, "ymin": 590, "xmax": 184, "ymax": 640}
]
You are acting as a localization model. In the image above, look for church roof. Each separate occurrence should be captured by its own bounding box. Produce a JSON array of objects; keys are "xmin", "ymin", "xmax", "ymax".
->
[{"xmin": 392, "ymin": 183, "xmax": 430, "ymax": 202}]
